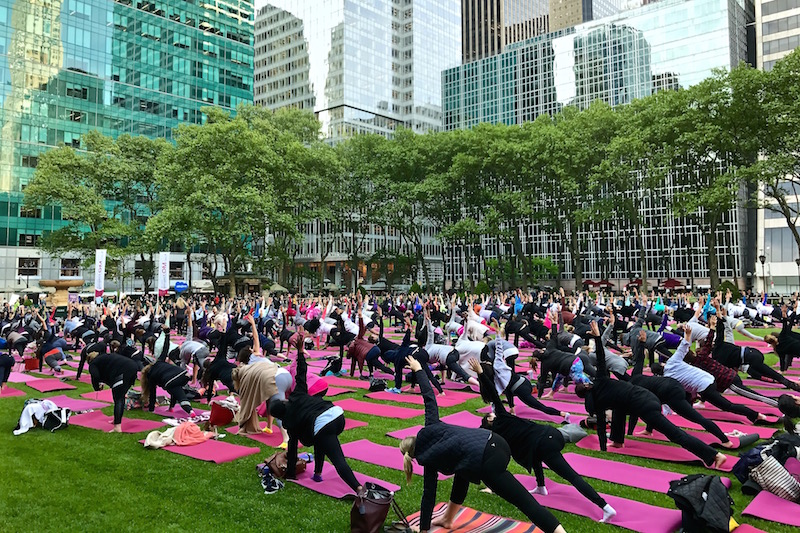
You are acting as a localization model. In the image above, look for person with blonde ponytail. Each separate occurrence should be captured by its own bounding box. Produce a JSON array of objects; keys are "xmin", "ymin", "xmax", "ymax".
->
[{"xmin": 400, "ymin": 356, "xmax": 566, "ymax": 533}]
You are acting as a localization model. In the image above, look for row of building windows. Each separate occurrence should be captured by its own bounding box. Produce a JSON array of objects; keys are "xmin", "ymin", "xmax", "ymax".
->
[
  {"xmin": 762, "ymin": 0, "xmax": 800, "ymax": 16},
  {"xmin": 764, "ymin": 33, "xmax": 800, "ymax": 55},
  {"xmin": 763, "ymin": 13, "xmax": 800, "ymax": 35}
]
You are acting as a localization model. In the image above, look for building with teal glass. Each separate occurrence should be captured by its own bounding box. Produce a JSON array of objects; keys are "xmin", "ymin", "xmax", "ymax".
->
[{"xmin": 0, "ymin": 0, "xmax": 253, "ymax": 288}]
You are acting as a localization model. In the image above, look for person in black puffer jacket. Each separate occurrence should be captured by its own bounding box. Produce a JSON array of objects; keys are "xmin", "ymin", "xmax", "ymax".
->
[
  {"xmin": 269, "ymin": 333, "xmax": 363, "ymax": 493},
  {"xmin": 398, "ymin": 356, "xmax": 566, "ymax": 533}
]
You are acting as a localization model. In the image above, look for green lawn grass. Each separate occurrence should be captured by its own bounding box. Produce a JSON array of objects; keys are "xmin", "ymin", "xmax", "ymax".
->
[{"xmin": 0, "ymin": 326, "xmax": 794, "ymax": 532}]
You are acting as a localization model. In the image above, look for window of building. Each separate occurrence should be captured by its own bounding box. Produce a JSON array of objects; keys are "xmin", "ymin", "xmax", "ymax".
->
[
  {"xmin": 69, "ymin": 110, "xmax": 83, "ymax": 122},
  {"xmin": 169, "ymin": 261, "xmax": 183, "ymax": 279},
  {"xmin": 19, "ymin": 206, "xmax": 40, "ymax": 218},
  {"xmin": 61, "ymin": 258, "xmax": 80, "ymax": 277},
  {"xmin": 18, "ymin": 257, "xmax": 39, "ymax": 277},
  {"xmin": 21, "ymin": 155, "xmax": 39, "ymax": 168},
  {"xmin": 18, "ymin": 234, "xmax": 40, "ymax": 247}
]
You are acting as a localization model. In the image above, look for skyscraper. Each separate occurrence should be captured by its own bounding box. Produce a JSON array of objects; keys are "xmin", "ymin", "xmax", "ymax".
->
[
  {"xmin": 550, "ymin": 0, "xmax": 621, "ymax": 31},
  {"xmin": 461, "ymin": 0, "xmax": 549, "ymax": 63},
  {"xmin": 255, "ymin": 0, "xmax": 461, "ymax": 142},
  {"xmin": 757, "ymin": 0, "xmax": 800, "ymax": 71},
  {"xmin": 0, "ymin": 0, "xmax": 254, "ymax": 286}
]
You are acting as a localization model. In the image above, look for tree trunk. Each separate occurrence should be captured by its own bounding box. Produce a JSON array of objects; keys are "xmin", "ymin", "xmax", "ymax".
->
[
  {"xmin": 707, "ymin": 223, "xmax": 720, "ymax": 289},
  {"xmin": 186, "ymin": 249, "xmax": 193, "ymax": 291},
  {"xmin": 571, "ymin": 231, "xmax": 582, "ymax": 290},
  {"xmin": 636, "ymin": 223, "xmax": 648, "ymax": 292},
  {"xmin": 228, "ymin": 269, "xmax": 237, "ymax": 298}
]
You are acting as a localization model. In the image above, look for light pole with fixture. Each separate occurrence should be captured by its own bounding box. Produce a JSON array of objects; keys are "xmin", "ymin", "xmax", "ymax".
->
[{"xmin": 759, "ymin": 254, "xmax": 766, "ymax": 293}]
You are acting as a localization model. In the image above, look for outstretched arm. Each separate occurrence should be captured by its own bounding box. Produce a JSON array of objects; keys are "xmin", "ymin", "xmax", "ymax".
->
[{"xmin": 408, "ymin": 356, "xmax": 439, "ymax": 425}]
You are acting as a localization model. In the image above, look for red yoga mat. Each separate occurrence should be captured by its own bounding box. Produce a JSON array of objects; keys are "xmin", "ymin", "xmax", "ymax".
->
[
  {"xmin": 365, "ymin": 390, "xmax": 474, "ymax": 408},
  {"xmin": 514, "ymin": 475, "xmax": 682, "ymax": 533},
  {"xmin": 576, "ymin": 434, "xmax": 734, "ymax": 471},
  {"xmin": 71, "ymin": 411, "xmax": 166, "ymax": 433},
  {"xmin": 742, "ymin": 489, "xmax": 800, "ymax": 527},
  {"xmin": 46, "ymin": 394, "xmax": 109, "ymax": 411},
  {"xmin": 26, "ymin": 379, "xmax": 76, "ymax": 392},
  {"xmin": 141, "ymin": 438, "xmax": 260, "ymax": 464},
  {"xmin": 288, "ymin": 461, "xmax": 401, "ymax": 499},
  {"xmin": 406, "ymin": 502, "xmax": 541, "ymax": 533},
  {"xmin": 0, "ymin": 386, "xmax": 25, "ymax": 398},
  {"xmin": 334, "ymin": 398, "xmax": 423, "ymax": 419},
  {"xmin": 341, "ymin": 439, "xmax": 450, "ymax": 480}
]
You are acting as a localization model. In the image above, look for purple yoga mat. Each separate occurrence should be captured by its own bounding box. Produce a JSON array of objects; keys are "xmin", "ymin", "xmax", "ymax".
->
[
  {"xmin": 141, "ymin": 438, "xmax": 260, "ymax": 463},
  {"xmin": 47, "ymin": 394, "xmax": 109, "ymax": 411},
  {"xmin": 0, "ymin": 386, "xmax": 25, "ymax": 398},
  {"xmin": 342, "ymin": 439, "xmax": 450, "ymax": 479},
  {"xmin": 26, "ymin": 379, "xmax": 76, "ymax": 392},
  {"xmin": 514, "ymin": 476, "xmax": 682, "ymax": 533},
  {"xmin": 334, "ymin": 398, "xmax": 423, "ymax": 419},
  {"xmin": 742, "ymin": 490, "xmax": 800, "ymax": 527},
  {"xmin": 387, "ymin": 411, "xmax": 486, "ymax": 439},
  {"xmin": 365, "ymin": 390, "xmax": 473, "ymax": 408},
  {"xmin": 576, "ymin": 434, "xmax": 734, "ymax": 471},
  {"xmin": 289, "ymin": 461, "xmax": 401, "ymax": 499},
  {"xmin": 81, "ymin": 389, "xmax": 115, "ymax": 402},
  {"xmin": 71, "ymin": 411, "xmax": 166, "ymax": 433}
]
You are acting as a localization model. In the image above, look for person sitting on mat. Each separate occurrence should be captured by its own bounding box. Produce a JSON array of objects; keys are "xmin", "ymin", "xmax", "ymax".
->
[
  {"xmin": 576, "ymin": 322, "xmax": 726, "ymax": 470},
  {"xmin": 398, "ymin": 356, "xmax": 567, "ymax": 533},
  {"xmin": 469, "ymin": 356, "xmax": 616, "ymax": 523},
  {"xmin": 87, "ymin": 349, "xmax": 139, "ymax": 433},
  {"xmin": 269, "ymin": 332, "xmax": 364, "ymax": 494}
]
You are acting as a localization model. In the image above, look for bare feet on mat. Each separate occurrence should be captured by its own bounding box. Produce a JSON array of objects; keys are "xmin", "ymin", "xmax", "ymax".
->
[
  {"xmin": 108, "ymin": 424, "xmax": 122, "ymax": 433},
  {"xmin": 610, "ymin": 441, "xmax": 625, "ymax": 448},
  {"xmin": 713, "ymin": 453, "xmax": 727, "ymax": 469},
  {"xmin": 720, "ymin": 441, "xmax": 734, "ymax": 449},
  {"xmin": 634, "ymin": 430, "xmax": 652, "ymax": 436},
  {"xmin": 431, "ymin": 517, "xmax": 452, "ymax": 529}
]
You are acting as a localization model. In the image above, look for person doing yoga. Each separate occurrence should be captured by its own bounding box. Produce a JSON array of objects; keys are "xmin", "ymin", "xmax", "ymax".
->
[{"xmin": 398, "ymin": 356, "xmax": 566, "ymax": 533}]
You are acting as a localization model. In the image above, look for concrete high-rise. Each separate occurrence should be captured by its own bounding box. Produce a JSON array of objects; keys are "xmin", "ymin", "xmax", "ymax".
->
[
  {"xmin": 550, "ymin": 0, "xmax": 621, "ymax": 31},
  {"xmin": 461, "ymin": 0, "xmax": 549, "ymax": 63}
]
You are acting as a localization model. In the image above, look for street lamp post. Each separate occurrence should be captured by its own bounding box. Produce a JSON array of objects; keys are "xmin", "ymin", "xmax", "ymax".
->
[{"xmin": 759, "ymin": 254, "xmax": 766, "ymax": 294}]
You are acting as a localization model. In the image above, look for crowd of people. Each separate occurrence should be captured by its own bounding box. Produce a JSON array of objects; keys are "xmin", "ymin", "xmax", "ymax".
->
[{"xmin": 4, "ymin": 287, "xmax": 800, "ymax": 532}]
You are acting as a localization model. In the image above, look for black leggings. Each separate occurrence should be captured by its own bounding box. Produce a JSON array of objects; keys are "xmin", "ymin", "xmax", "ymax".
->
[
  {"xmin": 644, "ymin": 392, "xmax": 729, "ymax": 444},
  {"xmin": 396, "ymin": 349, "xmax": 443, "ymax": 393},
  {"xmin": 0, "ymin": 353, "xmax": 14, "ymax": 384},
  {"xmin": 508, "ymin": 378, "xmax": 560, "ymax": 417},
  {"xmin": 513, "ymin": 328, "xmax": 544, "ymax": 349},
  {"xmin": 451, "ymin": 436, "xmax": 561, "ymax": 533},
  {"xmin": 167, "ymin": 374, "xmax": 193, "ymax": 415},
  {"xmin": 366, "ymin": 346, "xmax": 392, "ymax": 375},
  {"xmin": 534, "ymin": 431, "xmax": 606, "ymax": 509},
  {"xmin": 637, "ymin": 399, "xmax": 717, "ymax": 466},
  {"xmin": 111, "ymin": 372, "xmax": 137, "ymax": 425},
  {"xmin": 445, "ymin": 350, "xmax": 473, "ymax": 383},
  {"xmin": 744, "ymin": 348, "xmax": 800, "ymax": 392},
  {"xmin": 313, "ymin": 415, "xmax": 360, "ymax": 492},
  {"xmin": 700, "ymin": 385, "xmax": 758, "ymax": 423}
]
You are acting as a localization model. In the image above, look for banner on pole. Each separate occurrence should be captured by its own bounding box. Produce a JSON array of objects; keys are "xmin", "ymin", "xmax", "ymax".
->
[
  {"xmin": 158, "ymin": 252, "xmax": 170, "ymax": 297},
  {"xmin": 94, "ymin": 249, "xmax": 107, "ymax": 298}
]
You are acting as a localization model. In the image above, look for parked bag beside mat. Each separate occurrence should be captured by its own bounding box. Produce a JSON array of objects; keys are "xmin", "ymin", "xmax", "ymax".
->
[
  {"xmin": 667, "ymin": 474, "xmax": 736, "ymax": 533},
  {"xmin": 264, "ymin": 451, "xmax": 307, "ymax": 479},
  {"xmin": 350, "ymin": 482, "xmax": 410, "ymax": 533}
]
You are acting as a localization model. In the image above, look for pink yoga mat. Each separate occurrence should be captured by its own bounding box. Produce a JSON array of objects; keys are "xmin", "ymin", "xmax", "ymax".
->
[
  {"xmin": 141, "ymin": 438, "xmax": 260, "ymax": 464},
  {"xmin": 39, "ymin": 368, "xmax": 77, "ymax": 378},
  {"xmin": 365, "ymin": 390, "xmax": 474, "ymax": 408},
  {"xmin": 81, "ymin": 389, "xmax": 115, "ymax": 402},
  {"xmin": 733, "ymin": 525, "xmax": 768, "ymax": 533},
  {"xmin": 71, "ymin": 411, "xmax": 166, "ymax": 433},
  {"xmin": 150, "ymin": 406, "xmax": 210, "ymax": 418},
  {"xmin": 631, "ymin": 428, "xmax": 757, "ymax": 449},
  {"xmin": 227, "ymin": 419, "xmax": 367, "ymax": 446},
  {"xmin": 0, "ymin": 386, "xmax": 25, "ymax": 398},
  {"xmin": 705, "ymin": 397, "xmax": 783, "ymax": 416},
  {"xmin": 576, "ymin": 434, "xmax": 734, "ymax": 471},
  {"xmin": 26, "ymin": 379, "xmax": 76, "ymax": 392},
  {"xmin": 743, "ymin": 380, "xmax": 785, "ymax": 389},
  {"xmin": 324, "ymin": 387, "xmax": 354, "ymax": 396},
  {"xmin": 334, "ymin": 398, "xmax": 423, "ymax": 419},
  {"xmin": 669, "ymin": 417, "xmax": 777, "ymax": 439},
  {"xmin": 742, "ymin": 490, "xmax": 800, "ymax": 527},
  {"xmin": 387, "ymin": 411, "xmax": 486, "ymax": 439},
  {"xmin": 476, "ymin": 404, "xmax": 580, "ymax": 426},
  {"xmin": 289, "ymin": 461, "xmax": 400, "ymax": 499},
  {"xmin": 341, "ymin": 439, "xmax": 450, "ymax": 480},
  {"xmin": 7, "ymin": 371, "xmax": 39, "ymax": 383},
  {"xmin": 324, "ymin": 376, "xmax": 371, "ymax": 389},
  {"xmin": 46, "ymin": 394, "xmax": 109, "ymax": 411},
  {"xmin": 695, "ymin": 409, "xmax": 781, "ymax": 424},
  {"xmin": 514, "ymin": 476, "xmax": 682, "ymax": 533}
]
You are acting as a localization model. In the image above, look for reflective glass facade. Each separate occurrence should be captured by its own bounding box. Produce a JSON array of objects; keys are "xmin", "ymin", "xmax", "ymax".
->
[
  {"xmin": 255, "ymin": 0, "xmax": 460, "ymax": 142},
  {"xmin": 441, "ymin": 0, "xmax": 756, "ymax": 287},
  {"xmin": 0, "ymin": 0, "xmax": 253, "ymax": 283}
]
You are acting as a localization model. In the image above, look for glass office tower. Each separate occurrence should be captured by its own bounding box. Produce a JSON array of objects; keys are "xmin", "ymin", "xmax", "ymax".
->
[
  {"xmin": 255, "ymin": 0, "xmax": 461, "ymax": 142},
  {"xmin": 0, "ymin": 0, "xmax": 253, "ymax": 285}
]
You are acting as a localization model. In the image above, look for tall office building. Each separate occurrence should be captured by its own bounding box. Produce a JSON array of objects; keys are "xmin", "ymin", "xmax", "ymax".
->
[
  {"xmin": 549, "ymin": 0, "xmax": 621, "ymax": 31},
  {"xmin": 254, "ymin": 0, "xmax": 461, "ymax": 141},
  {"xmin": 757, "ymin": 0, "xmax": 800, "ymax": 71},
  {"xmin": 461, "ymin": 0, "xmax": 549, "ymax": 63},
  {"xmin": 442, "ymin": 0, "xmax": 755, "ymax": 289},
  {"xmin": 0, "ymin": 0, "xmax": 254, "ymax": 288}
]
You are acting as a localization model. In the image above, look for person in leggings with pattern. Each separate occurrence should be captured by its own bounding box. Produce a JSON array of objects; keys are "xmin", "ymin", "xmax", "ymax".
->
[
  {"xmin": 398, "ymin": 356, "xmax": 566, "ymax": 533},
  {"xmin": 269, "ymin": 334, "xmax": 363, "ymax": 494},
  {"xmin": 87, "ymin": 350, "xmax": 139, "ymax": 433},
  {"xmin": 469, "ymin": 357, "xmax": 615, "ymax": 524}
]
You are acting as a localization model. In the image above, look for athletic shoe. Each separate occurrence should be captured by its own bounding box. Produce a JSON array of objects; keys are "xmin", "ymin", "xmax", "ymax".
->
[
  {"xmin": 359, "ymin": 375, "xmax": 370, "ymax": 381},
  {"xmin": 261, "ymin": 472, "xmax": 284, "ymax": 494},
  {"xmin": 325, "ymin": 371, "xmax": 335, "ymax": 376},
  {"xmin": 386, "ymin": 387, "xmax": 401, "ymax": 394}
]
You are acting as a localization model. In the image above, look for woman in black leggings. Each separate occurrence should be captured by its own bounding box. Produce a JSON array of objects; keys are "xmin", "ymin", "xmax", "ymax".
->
[
  {"xmin": 141, "ymin": 330, "xmax": 195, "ymax": 417},
  {"xmin": 87, "ymin": 351, "xmax": 139, "ymax": 433},
  {"xmin": 398, "ymin": 356, "xmax": 565, "ymax": 533},
  {"xmin": 0, "ymin": 351, "xmax": 14, "ymax": 393},
  {"xmin": 470, "ymin": 358, "xmax": 616, "ymax": 523},
  {"xmin": 270, "ymin": 335, "xmax": 363, "ymax": 493}
]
